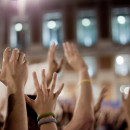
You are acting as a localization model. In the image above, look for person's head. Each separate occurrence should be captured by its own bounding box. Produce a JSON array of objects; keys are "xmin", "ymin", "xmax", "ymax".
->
[{"xmin": 26, "ymin": 95, "xmax": 39, "ymax": 130}]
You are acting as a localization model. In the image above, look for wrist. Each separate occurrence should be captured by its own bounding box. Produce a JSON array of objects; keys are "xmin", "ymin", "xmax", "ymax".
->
[
  {"xmin": 78, "ymin": 67, "xmax": 88, "ymax": 74},
  {"xmin": 8, "ymin": 85, "xmax": 24, "ymax": 95}
]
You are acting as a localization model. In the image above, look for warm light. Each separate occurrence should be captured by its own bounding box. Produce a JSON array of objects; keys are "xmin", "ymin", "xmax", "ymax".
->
[
  {"xmin": 116, "ymin": 56, "xmax": 124, "ymax": 65},
  {"xmin": 82, "ymin": 18, "xmax": 91, "ymax": 27},
  {"xmin": 47, "ymin": 21, "xmax": 56, "ymax": 29},
  {"xmin": 117, "ymin": 16, "xmax": 126, "ymax": 24},
  {"xmin": 15, "ymin": 23, "xmax": 23, "ymax": 32}
]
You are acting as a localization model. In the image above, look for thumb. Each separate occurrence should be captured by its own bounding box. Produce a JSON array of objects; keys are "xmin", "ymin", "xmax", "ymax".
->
[
  {"xmin": 57, "ymin": 58, "xmax": 64, "ymax": 73},
  {"xmin": 25, "ymin": 95, "xmax": 34, "ymax": 109}
]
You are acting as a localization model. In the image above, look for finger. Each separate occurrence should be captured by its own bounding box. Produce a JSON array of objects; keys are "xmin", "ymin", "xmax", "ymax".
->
[
  {"xmin": 48, "ymin": 43, "xmax": 57, "ymax": 61},
  {"xmin": 18, "ymin": 52, "xmax": 25, "ymax": 63},
  {"xmin": 57, "ymin": 58, "xmax": 64, "ymax": 73},
  {"xmin": 71, "ymin": 43, "xmax": 79, "ymax": 55},
  {"xmin": 24, "ymin": 61, "xmax": 29, "ymax": 67},
  {"xmin": 54, "ymin": 83, "xmax": 64, "ymax": 98},
  {"xmin": 41, "ymin": 69, "xmax": 48, "ymax": 94},
  {"xmin": 63, "ymin": 42, "xmax": 71, "ymax": 58},
  {"xmin": 50, "ymin": 72, "xmax": 57, "ymax": 94},
  {"xmin": 66, "ymin": 42, "xmax": 73, "ymax": 56},
  {"xmin": 3, "ymin": 47, "xmax": 11, "ymax": 62},
  {"xmin": 10, "ymin": 48, "xmax": 19, "ymax": 62},
  {"xmin": 122, "ymin": 93, "xmax": 125, "ymax": 103},
  {"xmin": 25, "ymin": 95, "xmax": 34, "ymax": 108},
  {"xmin": 33, "ymin": 72, "xmax": 41, "ymax": 93}
]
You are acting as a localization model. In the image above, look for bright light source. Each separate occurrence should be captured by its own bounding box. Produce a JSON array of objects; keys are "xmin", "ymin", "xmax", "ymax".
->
[
  {"xmin": 47, "ymin": 21, "xmax": 56, "ymax": 29},
  {"xmin": 15, "ymin": 23, "xmax": 23, "ymax": 32},
  {"xmin": 82, "ymin": 18, "xmax": 91, "ymax": 27},
  {"xmin": 117, "ymin": 16, "xmax": 126, "ymax": 24},
  {"xmin": 124, "ymin": 86, "xmax": 130, "ymax": 95},
  {"xmin": 120, "ymin": 85, "xmax": 126, "ymax": 93},
  {"xmin": 116, "ymin": 56, "xmax": 124, "ymax": 65}
]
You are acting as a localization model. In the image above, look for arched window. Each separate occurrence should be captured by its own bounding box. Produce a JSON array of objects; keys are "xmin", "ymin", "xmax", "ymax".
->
[
  {"xmin": 42, "ymin": 12, "xmax": 63, "ymax": 47},
  {"xmin": 112, "ymin": 8, "xmax": 130, "ymax": 45},
  {"xmin": 10, "ymin": 19, "xmax": 30, "ymax": 51},
  {"xmin": 83, "ymin": 56, "xmax": 97, "ymax": 77},
  {"xmin": 115, "ymin": 55, "xmax": 130, "ymax": 76},
  {"xmin": 77, "ymin": 10, "xmax": 97, "ymax": 47}
]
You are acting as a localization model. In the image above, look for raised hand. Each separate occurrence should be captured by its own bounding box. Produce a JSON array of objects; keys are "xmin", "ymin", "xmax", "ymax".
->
[
  {"xmin": 48, "ymin": 43, "xmax": 64, "ymax": 74},
  {"xmin": 63, "ymin": 42, "xmax": 94, "ymax": 130},
  {"xmin": 1, "ymin": 48, "xmax": 29, "ymax": 130},
  {"xmin": 94, "ymin": 87, "xmax": 108, "ymax": 113},
  {"xmin": 122, "ymin": 90, "xmax": 130, "ymax": 115},
  {"xmin": 122, "ymin": 90, "xmax": 130, "ymax": 129},
  {"xmin": 47, "ymin": 43, "xmax": 64, "ymax": 86},
  {"xmin": 63, "ymin": 42, "xmax": 87, "ymax": 72},
  {"xmin": 25, "ymin": 69, "xmax": 64, "ymax": 115},
  {"xmin": 0, "ymin": 47, "xmax": 28, "ymax": 92}
]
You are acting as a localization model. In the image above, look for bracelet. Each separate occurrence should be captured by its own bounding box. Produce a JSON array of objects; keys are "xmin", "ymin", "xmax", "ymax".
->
[
  {"xmin": 38, "ymin": 118, "xmax": 57, "ymax": 126},
  {"xmin": 37, "ymin": 112, "xmax": 55, "ymax": 121},
  {"xmin": 80, "ymin": 79, "xmax": 91, "ymax": 85}
]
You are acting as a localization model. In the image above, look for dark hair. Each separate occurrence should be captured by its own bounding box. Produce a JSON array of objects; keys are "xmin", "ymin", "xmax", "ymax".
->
[{"xmin": 26, "ymin": 95, "xmax": 40, "ymax": 130}]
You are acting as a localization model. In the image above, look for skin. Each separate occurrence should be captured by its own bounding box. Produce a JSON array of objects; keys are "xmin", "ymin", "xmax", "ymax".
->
[
  {"xmin": 25, "ymin": 69, "xmax": 64, "ymax": 130},
  {"xmin": 94, "ymin": 87, "xmax": 108, "ymax": 114},
  {"xmin": 0, "ymin": 99, "xmax": 5, "ymax": 130},
  {"xmin": 46, "ymin": 43, "xmax": 64, "ymax": 86},
  {"xmin": 122, "ymin": 91, "xmax": 130, "ymax": 130},
  {"xmin": 0, "ymin": 47, "xmax": 28, "ymax": 130},
  {"xmin": 63, "ymin": 42, "xmax": 94, "ymax": 130}
]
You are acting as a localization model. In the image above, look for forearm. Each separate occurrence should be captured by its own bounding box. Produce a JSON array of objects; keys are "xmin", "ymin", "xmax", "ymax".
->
[
  {"xmin": 40, "ymin": 123, "xmax": 57, "ymax": 130},
  {"xmin": 5, "ymin": 88, "xmax": 28, "ymax": 130},
  {"xmin": 125, "ymin": 111, "xmax": 130, "ymax": 130},
  {"xmin": 74, "ymin": 68, "xmax": 94, "ymax": 123}
]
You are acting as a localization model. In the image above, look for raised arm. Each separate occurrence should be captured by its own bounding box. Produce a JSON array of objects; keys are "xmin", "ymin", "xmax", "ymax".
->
[
  {"xmin": 46, "ymin": 43, "xmax": 64, "ymax": 86},
  {"xmin": 25, "ymin": 69, "xmax": 64, "ymax": 130},
  {"xmin": 122, "ymin": 90, "xmax": 130, "ymax": 130},
  {"xmin": 0, "ymin": 47, "xmax": 28, "ymax": 130},
  {"xmin": 63, "ymin": 42, "xmax": 94, "ymax": 130},
  {"xmin": 94, "ymin": 87, "xmax": 107, "ymax": 114}
]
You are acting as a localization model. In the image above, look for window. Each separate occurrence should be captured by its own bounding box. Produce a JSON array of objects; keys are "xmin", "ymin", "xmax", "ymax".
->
[
  {"xmin": 42, "ymin": 12, "xmax": 63, "ymax": 47},
  {"xmin": 83, "ymin": 56, "xmax": 97, "ymax": 77},
  {"xmin": 115, "ymin": 55, "xmax": 130, "ymax": 76},
  {"xmin": 77, "ymin": 10, "xmax": 97, "ymax": 47},
  {"xmin": 112, "ymin": 8, "xmax": 130, "ymax": 45},
  {"xmin": 10, "ymin": 21, "xmax": 30, "ymax": 51}
]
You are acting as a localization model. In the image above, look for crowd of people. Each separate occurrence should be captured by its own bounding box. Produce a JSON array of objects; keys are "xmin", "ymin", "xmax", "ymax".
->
[{"xmin": 0, "ymin": 42, "xmax": 130, "ymax": 130}]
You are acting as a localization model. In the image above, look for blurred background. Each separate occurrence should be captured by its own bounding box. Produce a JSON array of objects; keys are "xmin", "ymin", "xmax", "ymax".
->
[{"xmin": 0, "ymin": 0, "xmax": 130, "ymax": 110}]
